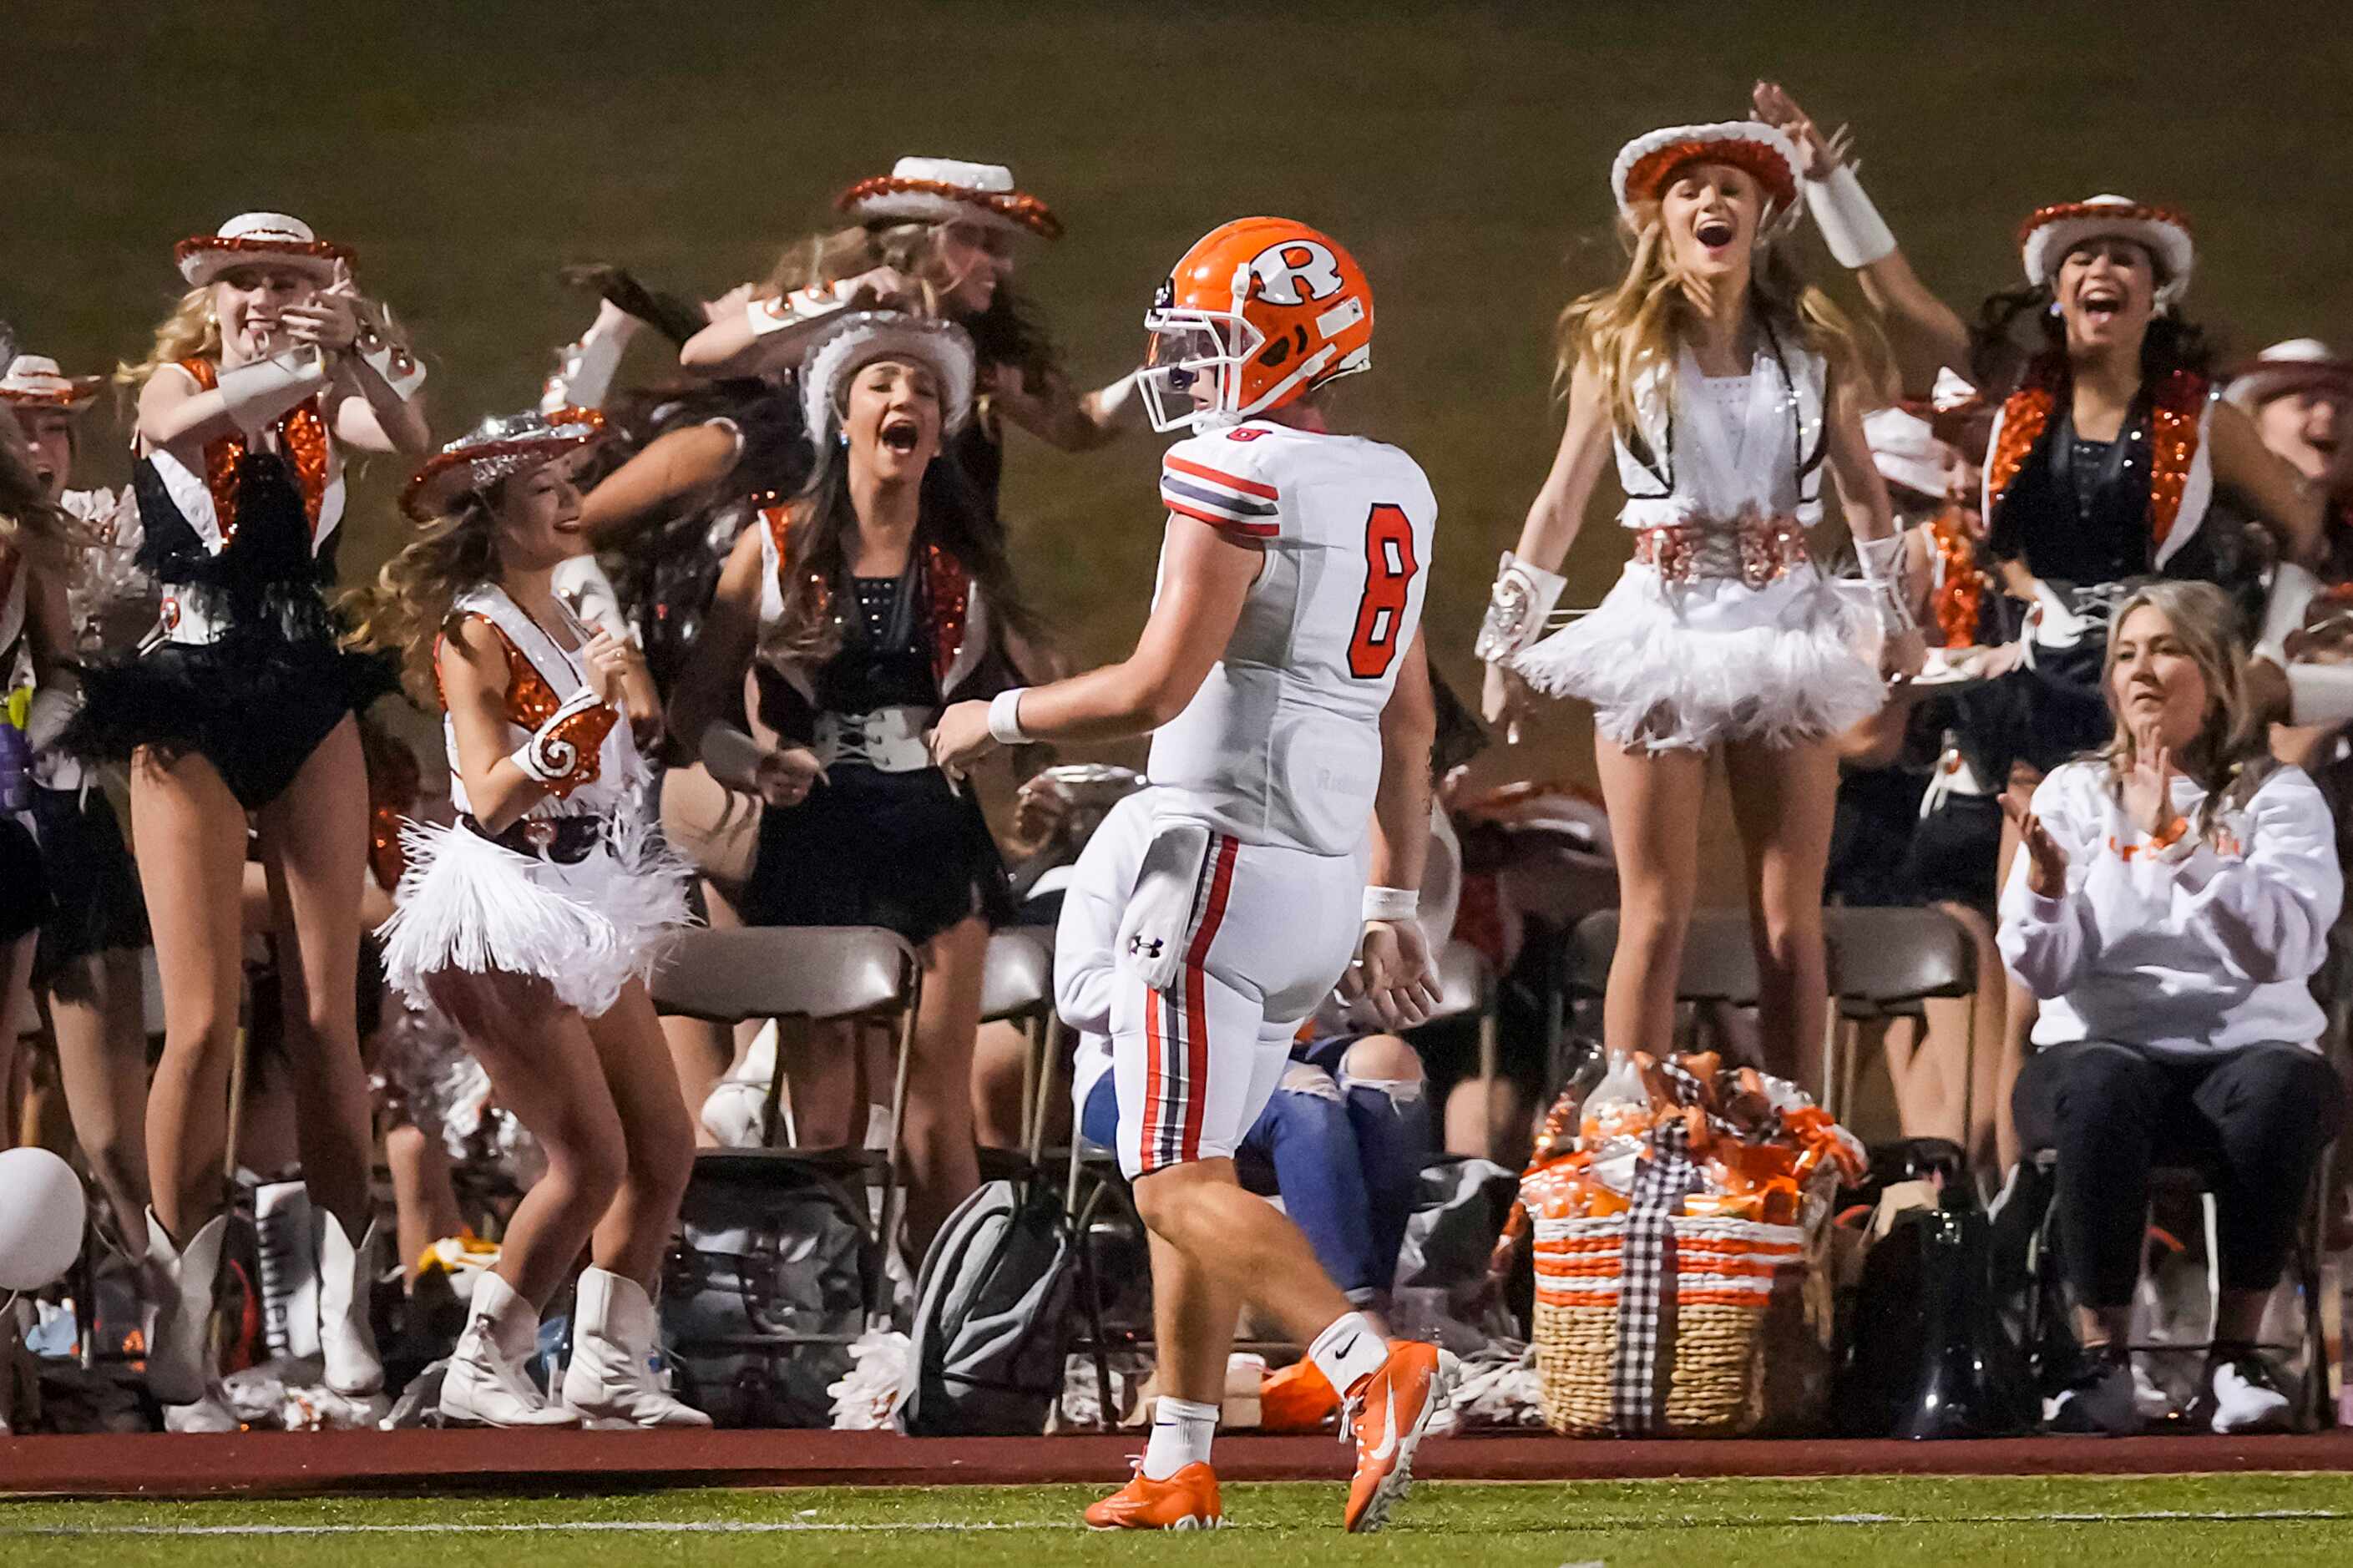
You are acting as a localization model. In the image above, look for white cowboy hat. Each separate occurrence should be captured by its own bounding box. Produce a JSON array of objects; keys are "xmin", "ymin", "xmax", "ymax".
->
[
  {"xmin": 2224, "ymin": 338, "xmax": 2353, "ymax": 410},
  {"xmin": 835, "ymin": 157, "xmax": 1062, "ymax": 240},
  {"xmin": 2019, "ymin": 195, "xmax": 2194, "ymax": 306},
  {"xmin": 800, "ymin": 311, "xmax": 977, "ymax": 446},
  {"xmin": 402, "ymin": 406, "xmax": 606, "ymax": 520},
  {"xmin": 175, "ymin": 211, "xmax": 353, "ymax": 288},
  {"xmin": 0, "ymin": 355, "xmax": 103, "ymax": 412},
  {"xmin": 1611, "ymin": 121, "xmax": 1801, "ymax": 220}
]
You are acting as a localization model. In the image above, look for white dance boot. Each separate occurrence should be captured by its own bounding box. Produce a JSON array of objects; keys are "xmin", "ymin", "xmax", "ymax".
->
[
  {"xmin": 144, "ymin": 1208, "xmax": 238, "ymax": 1432},
  {"xmin": 439, "ymin": 1272, "xmax": 579, "ymax": 1428},
  {"xmin": 316, "ymin": 1212, "xmax": 385, "ymax": 1397},
  {"xmin": 560, "ymin": 1267, "xmax": 711, "ymax": 1429}
]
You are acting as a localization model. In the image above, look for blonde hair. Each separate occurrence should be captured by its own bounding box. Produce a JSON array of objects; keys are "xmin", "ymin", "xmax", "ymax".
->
[
  {"xmin": 2094, "ymin": 580, "xmax": 2274, "ymax": 838},
  {"xmin": 763, "ymin": 222, "xmax": 954, "ymax": 311},
  {"xmin": 343, "ymin": 496, "xmax": 502, "ymax": 708},
  {"xmin": 116, "ymin": 287, "xmax": 223, "ymax": 399},
  {"xmin": 1556, "ymin": 194, "xmax": 1881, "ymax": 439}
]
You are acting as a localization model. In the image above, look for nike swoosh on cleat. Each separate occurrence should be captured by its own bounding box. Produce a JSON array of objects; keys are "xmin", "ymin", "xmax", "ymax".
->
[{"xmin": 1366, "ymin": 1386, "xmax": 1398, "ymax": 1463}]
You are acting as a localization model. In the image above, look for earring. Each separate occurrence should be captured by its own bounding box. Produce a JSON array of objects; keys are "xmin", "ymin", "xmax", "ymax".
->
[
  {"xmin": 2047, "ymin": 301, "xmax": 2063, "ymax": 319},
  {"xmin": 836, "ymin": 429, "xmax": 848, "ymax": 448}
]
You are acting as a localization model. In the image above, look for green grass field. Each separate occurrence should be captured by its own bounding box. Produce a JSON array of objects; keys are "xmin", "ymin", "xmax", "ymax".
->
[{"xmin": 6, "ymin": 1476, "xmax": 2353, "ymax": 1567}]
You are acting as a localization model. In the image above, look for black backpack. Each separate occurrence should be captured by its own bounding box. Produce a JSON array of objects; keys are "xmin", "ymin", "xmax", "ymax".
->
[
  {"xmin": 660, "ymin": 1152, "xmax": 880, "ymax": 1428},
  {"xmin": 897, "ymin": 1178, "xmax": 1080, "ymax": 1435}
]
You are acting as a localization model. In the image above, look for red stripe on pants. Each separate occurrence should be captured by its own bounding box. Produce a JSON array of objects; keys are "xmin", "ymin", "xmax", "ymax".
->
[{"xmin": 1177, "ymin": 836, "xmax": 1240, "ymax": 1164}]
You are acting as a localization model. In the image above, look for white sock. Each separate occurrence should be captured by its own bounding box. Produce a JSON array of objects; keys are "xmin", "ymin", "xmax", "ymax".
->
[
  {"xmin": 1141, "ymin": 1396, "xmax": 1219, "ymax": 1480},
  {"xmin": 1308, "ymin": 1312, "xmax": 1389, "ymax": 1399}
]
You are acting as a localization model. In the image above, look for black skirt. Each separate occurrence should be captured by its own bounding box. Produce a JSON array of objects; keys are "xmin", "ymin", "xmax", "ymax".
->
[
  {"xmin": 736, "ymin": 765, "xmax": 1013, "ymax": 944},
  {"xmin": 66, "ymin": 630, "xmax": 399, "ymax": 812},
  {"xmin": 29, "ymin": 786, "xmax": 150, "ymax": 994},
  {"xmin": 0, "ymin": 812, "xmax": 53, "ymax": 944}
]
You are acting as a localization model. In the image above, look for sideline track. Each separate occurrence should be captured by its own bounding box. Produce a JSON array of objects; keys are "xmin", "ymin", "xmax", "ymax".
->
[{"xmin": 5, "ymin": 1428, "xmax": 2353, "ymax": 1500}]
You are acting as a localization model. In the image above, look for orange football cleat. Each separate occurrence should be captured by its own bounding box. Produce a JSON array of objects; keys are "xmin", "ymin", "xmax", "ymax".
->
[
  {"xmin": 1260, "ymin": 1359, "xmax": 1340, "ymax": 1432},
  {"xmin": 1085, "ymin": 1460, "xmax": 1223, "ymax": 1531},
  {"xmin": 1341, "ymin": 1341, "xmax": 1454, "ymax": 1533}
]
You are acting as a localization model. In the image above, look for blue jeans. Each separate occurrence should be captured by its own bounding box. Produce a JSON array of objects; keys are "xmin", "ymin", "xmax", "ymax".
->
[{"xmin": 1083, "ymin": 1036, "xmax": 1433, "ymax": 1301}]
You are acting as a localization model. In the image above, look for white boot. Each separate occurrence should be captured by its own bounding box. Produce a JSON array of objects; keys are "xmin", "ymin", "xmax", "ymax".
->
[
  {"xmin": 143, "ymin": 1209, "xmax": 227, "ymax": 1409},
  {"xmin": 316, "ymin": 1212, "xmax": 384, "ymax": 1397},
  {"xmin": 439, "ymin": 1272, "xmax": 579, "ymax": 1429},
  {"xmin": 560, "ymin": 1267, "xmax": 711, "ymax": 1429}
]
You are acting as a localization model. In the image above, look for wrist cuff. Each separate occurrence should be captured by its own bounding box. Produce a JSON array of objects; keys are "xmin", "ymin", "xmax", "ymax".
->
[
  {"xmin": 989, "ymin": 687, "xmax": 1032, "ymax": 746},
  {"xmin": 1363, "ymin": 885, "xmax": 1419, "ymax": 923},
  {"xmin": 1807, "ymin": 164, "xmax": 1899, "ymax": 268}
]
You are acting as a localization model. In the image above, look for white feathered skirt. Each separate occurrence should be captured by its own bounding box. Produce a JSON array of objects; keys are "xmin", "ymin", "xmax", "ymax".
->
[
  {"xmin": 1511, "ymin": 562, "xmax": 1885, "ymax": 754},
  {"xmin": 377, "ymin": 806, "xmax": 693, "ymax": 1019}
]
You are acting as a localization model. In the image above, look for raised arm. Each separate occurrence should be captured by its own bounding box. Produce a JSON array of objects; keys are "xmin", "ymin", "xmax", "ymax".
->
[
  {"xmin": 679, "ymin": 268, "xmax": 910, "ymax": 378},
  {"xmin": 1753, "ymin": 81, "xmax": 1971, "ymax": 392},
  {"xmin": 579, "ymin": 422, "xmax": 742, "ymax": 548},
  {"xmin": 2208, "ymin": 397, "xmax": 2327, "ymax": 569},
  {"xmin": 991, "ymin": 364, "xmax": 1144, "ymax": 453}
]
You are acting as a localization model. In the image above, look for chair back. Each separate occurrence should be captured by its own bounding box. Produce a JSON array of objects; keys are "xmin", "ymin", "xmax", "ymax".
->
[
  {"xmin": 980, "ymin": 929, "xmax": 1054, "ymax": 1024},
  {"xmin": 651, "ymin": 926, "xmax": 917, "ymax": 1024},
  {"xmin": 1825, "ymin": 907, "xmax": 1977, "ymax": 1009}
]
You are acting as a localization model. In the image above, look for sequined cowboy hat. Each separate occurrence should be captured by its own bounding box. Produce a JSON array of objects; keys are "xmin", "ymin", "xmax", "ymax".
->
[
  {"xmin": 175, "ymin": 211, "xmax": 356, "ymax": 288},
  {"xmin": 0, "ymin": 355, "xmax": 103, "ymax": 412},
  {"xmin": 2224, "ymin": 338, "xmax": 2353, "ymax": 411},
  {"xmin": 799, "ymin": 311, "xmax": 977, "ymax": 444},
  {"xmin": 1611, "ymin": 121, "xmax": 1802, "ymax": 220},
  {"xmin": 2018, "ymin": 195, "xmax": 2194, "ymax": 306},
  {"xmin": 402, "ymin": 406, "xmax": 605, "ymax": 520},
  {"xmin": 835, "ymin": 157, "xmax": 1063, "ymax": 240}
]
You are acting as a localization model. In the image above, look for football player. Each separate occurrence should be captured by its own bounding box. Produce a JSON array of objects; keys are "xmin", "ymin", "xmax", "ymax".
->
[{"xmin": 932, "ymin": 217, "xmax": 1450, "ymax": 1532}]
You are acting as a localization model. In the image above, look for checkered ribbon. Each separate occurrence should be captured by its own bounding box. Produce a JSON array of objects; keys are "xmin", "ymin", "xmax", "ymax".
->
[{"xmin": 1608, "ymin": 1111, "xmax": 1703, "ymax": 1434}]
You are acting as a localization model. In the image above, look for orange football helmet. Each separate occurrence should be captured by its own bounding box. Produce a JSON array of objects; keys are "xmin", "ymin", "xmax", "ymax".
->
[{"xmin": 1140, "ymin": 217, "xmax": 1374, "ymax": 432}]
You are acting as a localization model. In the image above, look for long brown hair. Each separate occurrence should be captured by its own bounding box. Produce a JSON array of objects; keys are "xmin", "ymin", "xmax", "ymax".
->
[
  {"xmin": 1557, "ymin": 187, "xmax": 1881, "ymax": 436},
  {"xmin": 2094, "ymin": 580, "xmax": 2274, "ymax": 838},
  {"xmin": 343, "ymin": 493, "xmax": 502, "ymax": 707},
  {"xmin": 758, "ymin": 450, "xmax": 1042, "ymax": 682},
  {"xmin": 0, "ymin": 408, "xmax": 78, "ymax": 567}
]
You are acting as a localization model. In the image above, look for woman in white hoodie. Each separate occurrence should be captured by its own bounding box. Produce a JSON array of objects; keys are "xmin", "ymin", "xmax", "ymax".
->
[{"xmin": 2001, "ymin": 580, "xmax": 2342, "ymax": 1436}]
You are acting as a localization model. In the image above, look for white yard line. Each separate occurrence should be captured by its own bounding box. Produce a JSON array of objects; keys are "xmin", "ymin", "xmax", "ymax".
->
[{"xmin": 3, "ymin": 1508, "xmax": 2349, "ymax": 1539}]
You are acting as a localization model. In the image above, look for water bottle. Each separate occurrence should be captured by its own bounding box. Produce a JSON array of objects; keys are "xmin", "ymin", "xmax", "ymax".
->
[{"xmin": 0, "ymin": 689, "xmax": 32, "ymax": 812}]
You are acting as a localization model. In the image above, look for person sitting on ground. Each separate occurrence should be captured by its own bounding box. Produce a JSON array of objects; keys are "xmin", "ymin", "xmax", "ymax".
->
[
  {"xmin": 1055, "ymin": 788, "xmax": 1447, "ymax": 1335},
  {"xmin": 2001, "ymin": 579, "xmax": 2341, "ymax": 1435}
]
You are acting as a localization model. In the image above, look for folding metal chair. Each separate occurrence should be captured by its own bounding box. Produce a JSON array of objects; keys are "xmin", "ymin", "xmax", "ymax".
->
[
  {"xmin": 978, "ymin": 928, "xmax": 1062, "ymax": 1171},
  {"xmin": 1821, "ymin": 906, "xmax": 1981, "ymax": 1138},
  {"xmin": 650, "ymin": 925, "xmax": 923, "ymax": 1242}
]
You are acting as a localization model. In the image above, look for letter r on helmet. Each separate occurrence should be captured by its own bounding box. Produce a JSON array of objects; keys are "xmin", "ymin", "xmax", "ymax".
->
[{"xmin": 1247, "ymin": 240, "xmax": 1345, "ymax": 306}]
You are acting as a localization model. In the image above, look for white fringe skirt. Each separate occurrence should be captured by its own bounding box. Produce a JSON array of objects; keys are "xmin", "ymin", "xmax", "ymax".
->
[
  {"xmin": 377, "ymin": 806, "xmax": 694, "ymax": 1019},
  {"xmin": 1510, "ymin": 562, "xmax": 1885, "ymax": 754}
]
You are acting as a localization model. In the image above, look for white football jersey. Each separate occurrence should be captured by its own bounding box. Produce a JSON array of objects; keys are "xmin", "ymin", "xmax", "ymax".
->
[{"xmin": 1146, "ymin": 419, "xmax": 1436, "ymax": 857}]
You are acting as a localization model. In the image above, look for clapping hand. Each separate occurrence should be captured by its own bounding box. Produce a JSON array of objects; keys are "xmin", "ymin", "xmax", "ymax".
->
[
  {"xmin": 2120, "ymin": 721, "xmax": 2185, "ymax": 839},
  {"xmin": 1998, "ymin": 789, "xmax": 2070, "ymax": 898}
]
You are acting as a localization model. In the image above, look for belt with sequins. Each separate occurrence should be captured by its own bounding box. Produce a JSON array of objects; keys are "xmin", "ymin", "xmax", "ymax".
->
[
  {"xmin": 463, "ymin": 812, "xmax": 603, "ymax": 865},
  {"xmin": 1632, "ymin": 515, "xmax": 1810, "ymax": 588}
]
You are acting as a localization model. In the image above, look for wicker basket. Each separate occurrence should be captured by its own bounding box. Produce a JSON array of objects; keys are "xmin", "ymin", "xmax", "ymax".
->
[{"xmin": 1532, "ymin": 1211, "xmax": 1824, "ymax": 1437}]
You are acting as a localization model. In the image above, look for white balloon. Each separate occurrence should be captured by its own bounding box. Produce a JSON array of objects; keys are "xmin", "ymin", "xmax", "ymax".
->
[{"xmin": 0, "ymin": 1147, "xmax": 87, "ymax": 1292}]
